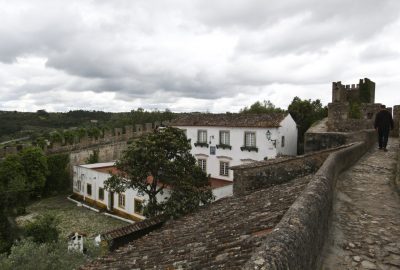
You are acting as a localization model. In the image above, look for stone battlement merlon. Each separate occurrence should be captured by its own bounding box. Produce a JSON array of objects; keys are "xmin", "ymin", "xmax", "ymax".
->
[{"xmin": 332, "ymin": 77, "xmax": 375, "ymax": 104}]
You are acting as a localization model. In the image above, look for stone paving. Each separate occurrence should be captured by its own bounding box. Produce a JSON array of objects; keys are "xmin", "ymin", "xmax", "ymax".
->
[{"xmin": 320, "ymin": 139, "xmax": 400, "ymax": 270}]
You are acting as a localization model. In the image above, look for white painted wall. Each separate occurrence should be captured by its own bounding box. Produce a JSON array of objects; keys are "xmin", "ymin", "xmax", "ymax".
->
[
  {"xmin": 175, "ymin": 114, "xmax": 297, "ymax": 180},
  {"xmin": 73, "ymin": 164, "xmax": 164, "ymax": 220},
  {"xmin": 212, "ymin": 185, "xmax": 233, "ymax": 199},
  {"xmin": 277, "ymin": 114, "xmax": 298, "ymax": 156},
  {"xmin": 73, "ymin": 164, "xmax": 232, "ymax": 219}
]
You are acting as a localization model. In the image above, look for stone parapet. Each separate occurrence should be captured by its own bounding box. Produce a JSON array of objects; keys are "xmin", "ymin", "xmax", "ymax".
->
[
  {"xmin": 231, "ymin": 146, "xmax": 347, "ymax": 196},
  {"xmin": 243, "ymin": 137, "xmax": 373, "ymax": 269}
]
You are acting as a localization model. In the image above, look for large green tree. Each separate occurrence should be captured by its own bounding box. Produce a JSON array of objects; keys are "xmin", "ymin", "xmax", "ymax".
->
[
  {"xmin": 0, "ymin": 154, "xmax": 27, "ymax": 252},
  {"xmin": 19, "ymin": 147, "xmax": 49, "ymax": 198},
  {"xmin": 288, "ymin": 97, "xmax": 328, "ymax": 154},
  {"xmin": 43, "ymin": 154, "xmax": 70, "ymax": 196},
  {"xmin": 0, "ymin": 154, "xmax": 28, "ymax": 213},
  {"xmin": 105, "ymin": 127, "xmax": 213, "ymax": 217}
]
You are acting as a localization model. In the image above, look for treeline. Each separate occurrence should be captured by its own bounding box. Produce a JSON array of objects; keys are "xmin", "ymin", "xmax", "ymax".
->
[
  {"xmin": 0, "ymin": 108, "xmax": 176, "ymax": 142},
  {"xmin": 0, "ymin": 147, "xmax": 70, "ymax": 253}
]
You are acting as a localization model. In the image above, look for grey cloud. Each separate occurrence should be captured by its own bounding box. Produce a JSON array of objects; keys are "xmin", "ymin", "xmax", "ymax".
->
[{"xmin": 1, "ymin": 0, "xmax": 400, "ymax": 112}]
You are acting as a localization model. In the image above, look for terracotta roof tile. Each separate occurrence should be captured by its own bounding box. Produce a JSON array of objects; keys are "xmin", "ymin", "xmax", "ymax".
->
[
  {"xmin": 82, "ymin": 176, "xmax": 310, "ymax": 269},
  {"xmin": 170, "ymin": 113, "xmax": 288, "ymax": 128}
]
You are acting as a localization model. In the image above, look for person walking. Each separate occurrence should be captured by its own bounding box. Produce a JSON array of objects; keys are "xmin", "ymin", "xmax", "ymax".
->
[{"xmin": 374, "ymin": 105, "xmax": 394, "ymax": 151}]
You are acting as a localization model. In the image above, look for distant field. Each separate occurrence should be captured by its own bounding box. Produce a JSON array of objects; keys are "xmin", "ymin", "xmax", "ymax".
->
[{"xmin": 16, "ymin": 195, "xmax": 128, "ymax": 239}]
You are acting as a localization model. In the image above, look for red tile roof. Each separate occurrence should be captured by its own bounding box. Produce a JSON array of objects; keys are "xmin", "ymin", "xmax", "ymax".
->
[{"xmin": 170, "ymin": 113, "xmax": 288, "ymax": 128}]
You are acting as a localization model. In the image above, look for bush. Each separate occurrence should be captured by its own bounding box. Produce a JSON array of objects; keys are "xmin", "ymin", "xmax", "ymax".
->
[
  {"xmin": 0, "ymin": 239, "xmax": 93, "ymax": 270},
  {"xmin": 86, "ymin": 149, "xmax": 99, "ymax": 164},
  {"xmin": 24, "ymin": 214, "xmax": 59, "ymax": 244}
]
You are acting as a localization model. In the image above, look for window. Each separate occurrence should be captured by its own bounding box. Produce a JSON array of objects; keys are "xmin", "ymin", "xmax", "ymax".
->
[
  {"xmin": 219, "ymin": 161, "xmax": 229, "ymax": 176},
  {"xmin": 98, "ymin": 187, "xmax": 104, "ymax": 201},
  {"xmin": 77, "ymin": 180, "xmax": 82, "ymax": 191},
  {"xmin": 118, "ymin": 193, "xmax": 126, "ymax": 208},
  {"xmin": 244, "ymin": 132, "xmax": 256, "ymax": 147},
  {"xmin": 87, "ymin": 183, "xmax": 92, "ymax": 196},
  {"xmin": 219, "ymin": 131, "xmax": 230, "ymax": 145},
  {"xmin": 197, "ymin": 159, "xmax": 207, "ymax": 172},
  {"xmin": 197, "ymin": 130, "xmax": 207, "ymax": 143},
  {"xmin": 281, "ymin": 136, "xmax": 285, "ymax": 147},
  {"xmin": 134, "ymin": 198, "xmax": 144, "ymax": 215}
]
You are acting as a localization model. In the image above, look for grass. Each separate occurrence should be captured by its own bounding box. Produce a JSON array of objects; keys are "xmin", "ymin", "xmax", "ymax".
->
[{"xmin": 16, "ymin": 194, "xmax": 128, "ymax": 239}]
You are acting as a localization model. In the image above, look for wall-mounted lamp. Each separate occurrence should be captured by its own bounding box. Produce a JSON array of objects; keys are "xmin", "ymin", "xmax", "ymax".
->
[
  {"xmin": 266, "ymin": 130, "xmax": 277, "ymax": 147},
  {"xmin": 266, "ymin": 130, "xmax": 271, "ymax": 140}
]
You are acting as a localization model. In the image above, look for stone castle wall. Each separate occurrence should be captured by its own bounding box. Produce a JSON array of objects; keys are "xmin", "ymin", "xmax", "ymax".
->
[
  {"xmin": 243, "ymin": 130, "xmax": 376, "ymax": 269},
  {"xmin": 68, "ymin": 141, "xmax": 129, "ymax": 167},
  {"xmin": 46, "ymin": 123, "xmax": 156, "ymax": 155},
  {"xmin": 231, "ymin": 146, "xmax": 347, "ymax": 196}
]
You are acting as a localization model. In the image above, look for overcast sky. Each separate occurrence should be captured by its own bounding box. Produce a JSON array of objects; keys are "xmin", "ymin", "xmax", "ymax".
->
[{"xmin": 1, "ymin": 0, "xmax": 400, "ymax": 113}]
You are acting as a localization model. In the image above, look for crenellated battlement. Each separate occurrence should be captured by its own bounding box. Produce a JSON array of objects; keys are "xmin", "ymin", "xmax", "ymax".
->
[
  {"xmin": 0, "ymin": 121, "xmax": 170, "ymax": 158},
  {"xmin": 332, "ymin": 78, "xmax": 375, "ymax": 103}
]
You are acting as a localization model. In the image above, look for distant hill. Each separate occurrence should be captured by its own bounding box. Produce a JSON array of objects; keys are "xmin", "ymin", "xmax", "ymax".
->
[{"xmin": 0, "ymin": 109, "xmax": 175, "ymax": 142}]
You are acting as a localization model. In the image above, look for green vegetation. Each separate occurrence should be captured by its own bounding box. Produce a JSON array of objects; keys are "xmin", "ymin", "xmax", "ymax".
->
[
  {"xmin": 0, "ymin": 109, "xmax": 175, "ymax": 144},
  {"xmin": 86, "ymin": 149, "xmax": 100, "ymax": 164},
  {"xmin": 240, "ymin": 100, "xmax": 285, "ymax": 114},
  {"xmin": 349, "ymin": 101, "xmax": 362, "ymax": 119},
  {"xmin": 16, "ymin": 195, "xmax": 127, "ymax": 239},
  {"xmin": 44, "ymin": 154, "xmax": 70, "ymax": 196},
  {"xmin": 19, "ymin": 147, "xmax": 49, "ymax": 198},
  {"xmin": 0, "ymin": 147, "xmax": 71, "ymax": 253},
  {"xmin": 288, "ymin": 97, "xmax": 328, "ymax": 154},
  {"xmin": 0, "ymin": 239, "xmax": 93, "ymax": 270},
  {"xmin": 105, "ymin": 127, "xmax": 214, "ymax": 218},
  {"xmin": 359, "ymin": 82, "xmax": 371, "ymax": 103},
  {"xmin": 0, "ymin": 195, "xmax": 126, "ymax": 270},
  {"xmin": 24, "ymin": 214, "xmax": 59, "ymax": 244}
]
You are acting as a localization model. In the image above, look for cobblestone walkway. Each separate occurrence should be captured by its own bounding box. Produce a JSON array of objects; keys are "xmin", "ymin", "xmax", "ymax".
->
[{"xmin": 320, "ymin": 139, "xmax": 400, "ymax": 270}]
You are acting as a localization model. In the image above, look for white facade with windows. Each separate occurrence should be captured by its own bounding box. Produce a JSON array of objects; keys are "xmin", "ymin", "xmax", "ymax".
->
[
  {"xmin": 171, "ymin": 113, "xmax": 298, "ymax": 181},
  {"xmin": 73, "ymin": 162, "xmax": 155, "ymax": 221},
  {"xmin": 73, "ymin": 162, "xmax": 233, "ymax": 221}
]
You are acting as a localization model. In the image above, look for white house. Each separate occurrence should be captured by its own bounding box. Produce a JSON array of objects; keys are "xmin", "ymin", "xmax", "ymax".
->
[
  {"xmin": 72, "ymin": 162, "xmax": 233, "ymax": 221},
  {"xmin": 170, "ymin": 113, "xmax": 298, "ymax": 181}
]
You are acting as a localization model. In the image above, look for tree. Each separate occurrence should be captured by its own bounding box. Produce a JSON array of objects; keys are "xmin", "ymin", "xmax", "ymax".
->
[
  {"xmin": 104, "ymin": 127, "xmax": 213, "ymax": 217},
  {"xmin": 0, "ymin": 155, "xmax": 28, "ymax": 253},
  {"xmin": 24, "ymin": 214, "xmax": 59, "ymax": 244},
  {"xmin": 240, "ymin": 100, "xmax": 285, "ymax": 114},
  {"xmin": 19, "ymin": 147, "xmax": 49, "ymax": 198},
  {"xmin": 0, "ymin": 154, "xmax": 28, "ymax": 214},
  {"xmin": 288, "ymin": 97, "xmax": 328, "ymax": 154},
  {"xmin": 44, "ymin": 154, "xmax": 70, "ymax": 196}
]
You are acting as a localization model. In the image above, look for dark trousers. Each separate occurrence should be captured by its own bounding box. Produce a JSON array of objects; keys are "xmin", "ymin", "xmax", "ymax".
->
[{"xmin": 378, "ymin": 128, "xmax": 390, "ymax": 148}]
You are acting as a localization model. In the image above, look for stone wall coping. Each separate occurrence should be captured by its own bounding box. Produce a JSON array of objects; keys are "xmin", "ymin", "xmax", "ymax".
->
[
  {"xmin": 243, "ymin": 131, "xmax": 374, "ymax": 269},
  {"xmin": 230, "ymin": 143, "xmax": 353, "ymax": 171}
]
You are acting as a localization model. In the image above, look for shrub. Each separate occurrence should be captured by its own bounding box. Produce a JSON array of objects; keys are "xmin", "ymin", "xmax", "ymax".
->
[
  {"xmin": 0, "ymin": 239, "xmax": 93, "ymax": 270},
  {"xmin": 24, "ymin": 214, "xmax": 59, "ymax": 244}
]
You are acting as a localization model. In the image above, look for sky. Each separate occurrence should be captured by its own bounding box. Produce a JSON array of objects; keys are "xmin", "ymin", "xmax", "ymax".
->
[{"xmin": 1, "ymin": 0, "xmax": 400, "ymax": 113}]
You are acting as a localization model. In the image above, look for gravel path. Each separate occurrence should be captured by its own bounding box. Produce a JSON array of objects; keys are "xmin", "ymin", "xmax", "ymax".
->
[{"xmin": 320, "ymin": 139, "xmax": 400, "ymax": 270}]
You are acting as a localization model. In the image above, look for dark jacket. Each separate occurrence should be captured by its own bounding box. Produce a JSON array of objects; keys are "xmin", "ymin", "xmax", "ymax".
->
[{"xmin": 374, "ymin": 109, "xmax": 394, "ymax": 130}]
